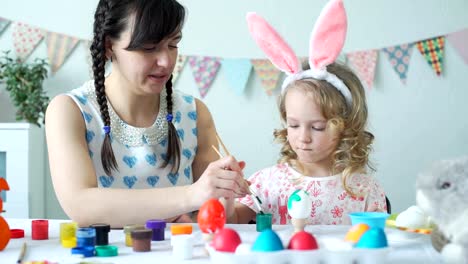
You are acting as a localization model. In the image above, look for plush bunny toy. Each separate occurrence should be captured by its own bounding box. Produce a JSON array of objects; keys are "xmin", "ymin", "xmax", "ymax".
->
[{"xmin": 416, "ymin": 156, "xmax": 468, "ymax": 264}]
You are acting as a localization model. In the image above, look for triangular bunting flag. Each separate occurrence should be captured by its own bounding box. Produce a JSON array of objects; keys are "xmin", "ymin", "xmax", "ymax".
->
[
  {"xmin": 347, "ymin": 50, "xmax": 378, "ymax": 89},
  {"xmin": 221, "ymin": 58, "xmax": 252, "ymax": 96},
  {"xmin": 172, "ymin": 55, "xmax": 187, "ymax": 84},
  {"xmin": 382, "ymin": 43, "xmax": 414, "ymax": 84},
  {"xmin": 416, "ymin": 36, "xmax": 444, "ymax": 76},
  {"xmin": 46, "ymin": 32, "xmax": 79, "ymax": 73},
  {"xmin": 337, "ymin": 53, "xmax": 348, "ymax": 65},
  {"xmin": 447, "ymin": 28, "xmax": 468, "ymax": 65},
  {"xmin": 81, "ymin": 40, "xmax": 94, "ymax": 78},
  {"xmin": 300, "ymin": 56, "xmax": 308, "ymax": 65},
  {"xmin": 12, "ymin": 22, "xmax": 44, "ymax": 61},
  {"xmin": 188, "ymin": 56, "xmax": 221, "ymax": 98},
  {"xmin": 251, "ymin": 59, "xmax": 281, "ymax": 96},
  {"xmin": 0, "ymin": 17, "xmax": 11, "ymax": 36}
]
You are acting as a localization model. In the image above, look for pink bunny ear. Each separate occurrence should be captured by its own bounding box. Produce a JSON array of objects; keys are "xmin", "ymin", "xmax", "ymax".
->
[
  {"xmin": 246, "ymin": 12, "xmax": 300, "ymax": 74},
  {"xmin": 309, "ymin": 0, "xmax": 347, "ymax": 70}
]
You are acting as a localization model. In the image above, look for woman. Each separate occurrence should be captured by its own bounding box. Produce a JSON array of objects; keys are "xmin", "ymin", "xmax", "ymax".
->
[{"xmin": 45, "ymin": 0, "xmax": 248, "ymax": 227}]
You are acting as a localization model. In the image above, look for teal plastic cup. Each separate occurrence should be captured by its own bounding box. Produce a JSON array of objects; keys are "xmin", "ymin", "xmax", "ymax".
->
[{"xmin": 348, "ymin": 212, "xmax": 390, "ymax": 229}]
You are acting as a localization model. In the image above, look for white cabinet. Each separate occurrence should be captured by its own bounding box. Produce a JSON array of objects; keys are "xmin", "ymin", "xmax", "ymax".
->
[{"xmin": 0, "ymin": 123, "xmax": 45, "ymax": 218}]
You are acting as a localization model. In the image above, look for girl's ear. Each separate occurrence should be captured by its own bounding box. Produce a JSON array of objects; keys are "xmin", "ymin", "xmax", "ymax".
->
[
  {"xmin": 246, "ymin": 12, "xmax": 300, "ymax": 74},
  {"xmin": 309, "ymin": 0, "xmax": 347, "ymax": 70}
]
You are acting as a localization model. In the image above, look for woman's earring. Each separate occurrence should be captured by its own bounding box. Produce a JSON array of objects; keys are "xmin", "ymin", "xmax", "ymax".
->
[{"xmin": 107, "ymin": 52, "xmax": 113, "ymax": 62}]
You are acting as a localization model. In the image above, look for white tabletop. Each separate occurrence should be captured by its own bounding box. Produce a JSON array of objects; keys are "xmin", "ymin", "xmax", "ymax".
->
[{"xmin": 1, "ymin": 218, "xmax": 443, "ymax": 264}]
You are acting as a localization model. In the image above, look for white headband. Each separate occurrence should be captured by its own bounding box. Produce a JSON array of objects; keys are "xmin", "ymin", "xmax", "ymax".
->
[{"xmin": 281, "ymin": 67, "xmax": 352, "ymax": 106}]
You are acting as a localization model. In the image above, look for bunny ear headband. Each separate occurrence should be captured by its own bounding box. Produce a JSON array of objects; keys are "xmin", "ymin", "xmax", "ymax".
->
[{"xmin": 246, "ymin": 0, "xmax": 352, "ymax": 106}]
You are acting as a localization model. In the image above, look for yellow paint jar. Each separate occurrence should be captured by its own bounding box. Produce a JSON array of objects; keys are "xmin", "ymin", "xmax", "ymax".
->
[
  {"xmin": 60, "ymin": 222, "xmax": 77, "ymax": 247},
  {"xmin": 123, "ymin": 224, "xmax": 145, "ymax": 247}
]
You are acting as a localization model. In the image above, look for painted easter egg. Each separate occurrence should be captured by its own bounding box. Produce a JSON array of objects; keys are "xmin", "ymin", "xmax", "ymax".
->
[
  {"xmin": 197, "ymin": 199, "xmax": 226, "ymax": 234},
  {"xmin": 252, "ymin": 229, "xmax": 284, "ymax": 252},
  {"xmin": 355, "ymin": 228, "xmax": 388, "ymax": 249},
  {"xmin": 287, "ymin": 190, "xmax": 312, "ymax": 219},
  {"xmin": 235, "ymin": 243, "xmax": 252, "ymax": 255},
  {"xmin": 0, "ymin": 178, "xmax": 11, "ymax": 251},
  {"xmin": 211, "ymin": 228, "xmax": 241, "ymax": 252},
  {"xmin": 344, "ymin": 223, "xmax": 370, "ymax": 243},
  {"xmin": 288, "ymin": 231, "xmax": 319, "ymax": 250}
]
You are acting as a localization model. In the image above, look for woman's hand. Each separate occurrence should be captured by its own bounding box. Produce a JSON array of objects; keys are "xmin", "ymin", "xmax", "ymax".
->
[
  {"xmin": 188, "ymin": 156, "xmax": 249, "ymax": 208},
  {"xmin": 173, "ymin": 214, "xmax": 194, "ymax": 223}
]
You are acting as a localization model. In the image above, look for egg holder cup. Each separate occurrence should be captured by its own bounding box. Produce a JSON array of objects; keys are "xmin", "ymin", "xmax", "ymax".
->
[
  {"xmin": 207, "ymin": 240, "xmax": 390, "ymax": 264},
  {"xmin": 207, "ymin": 226, "xmax": 390, "ymax": 264}
]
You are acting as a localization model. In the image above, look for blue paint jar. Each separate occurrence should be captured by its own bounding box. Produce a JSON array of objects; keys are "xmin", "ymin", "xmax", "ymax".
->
[
  {"xmin": 76, "ymin": 227, "xmax": 96, "ymax": 247},
  {"xmin": 71, "ymin": 246, "xmax": 96, "ymax": 257}
]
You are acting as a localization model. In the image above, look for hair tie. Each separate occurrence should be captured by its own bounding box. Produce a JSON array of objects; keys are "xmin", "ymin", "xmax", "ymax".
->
[
  {"xmin": 103, "ymin": 126, "xmax": 111, "ymax": 135},
  {"xmin": 166, "ymin": 114, "xmax": 173, "ymax": 123}
]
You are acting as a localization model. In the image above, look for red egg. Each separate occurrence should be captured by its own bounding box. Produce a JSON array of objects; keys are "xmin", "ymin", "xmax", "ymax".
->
[
  {"xmin": 197, "ymin": 199, "xmax": 226, "ymax": 234},
  {"xmin": 211, "ymin": 228, "xmax": 242, "ymax": 252},
  {"xmin": 287, "ymin": 231, "xmax": 319, "ymax": 250}
]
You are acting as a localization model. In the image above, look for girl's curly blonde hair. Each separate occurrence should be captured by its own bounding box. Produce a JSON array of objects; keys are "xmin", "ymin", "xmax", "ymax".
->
[{"xmin": 274, "ymin": 62, "xmax": 374, "ymax": 197}]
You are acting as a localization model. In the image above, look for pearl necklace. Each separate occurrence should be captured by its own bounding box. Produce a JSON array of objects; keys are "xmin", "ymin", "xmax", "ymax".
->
[{"xmin": 85, "ymin": 81, "xmax": 169, "ymax": 147}]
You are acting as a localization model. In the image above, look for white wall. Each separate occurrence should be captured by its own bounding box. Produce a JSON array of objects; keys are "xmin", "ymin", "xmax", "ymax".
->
[{"xmin": 1, "ymin": 0, "xmax": 468, "ymax": 218}]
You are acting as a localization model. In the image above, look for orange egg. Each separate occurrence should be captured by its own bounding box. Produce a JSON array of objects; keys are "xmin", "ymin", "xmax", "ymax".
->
[
  {"xmin": 344, "ymin": 223, "xmax": 370, "ymax": 243},
  {"xmin": 0, "ymin": 178, "xmax": 11, "ymax": 251}
]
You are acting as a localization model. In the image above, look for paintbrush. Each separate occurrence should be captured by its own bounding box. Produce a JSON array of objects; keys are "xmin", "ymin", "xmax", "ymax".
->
[
  {"xmin": 17, "ymin": 242, "xmax": 26, "ymax": 264},
  {"xmin": 211, "ymin": 133, "xmax": 265, "ymax": 214}
]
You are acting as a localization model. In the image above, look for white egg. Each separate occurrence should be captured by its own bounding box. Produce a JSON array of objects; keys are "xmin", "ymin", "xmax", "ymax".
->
[
  {"xmin": 395, "ymin": 205, "xmax": 430, "ymax": 229},
  {"xmin": 235, "ymin": 243, "xmax": 252, "ymax": 255}
]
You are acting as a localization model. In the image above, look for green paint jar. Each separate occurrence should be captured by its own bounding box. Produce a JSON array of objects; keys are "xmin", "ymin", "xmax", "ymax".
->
[{"xmin": 256, "ymin": 213, "xmax": 272, "ymax": 232}]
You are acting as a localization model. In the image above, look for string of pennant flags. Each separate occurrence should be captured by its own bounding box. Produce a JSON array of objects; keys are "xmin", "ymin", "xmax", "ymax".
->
[{"xmin": 1, "ymin": 17, "xmax": 468, "ymax": 98}]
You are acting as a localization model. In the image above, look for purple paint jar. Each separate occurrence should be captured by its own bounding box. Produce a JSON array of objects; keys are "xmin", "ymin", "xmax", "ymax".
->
[{"xmin": 145, "ymin": 219, "xmax": 166, "ymax": 241}]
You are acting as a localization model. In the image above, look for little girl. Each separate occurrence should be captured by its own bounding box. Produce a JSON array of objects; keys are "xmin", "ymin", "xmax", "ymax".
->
[{"xmin": 224, "ymin": 0, "xmax": 387, "ymax": 225}]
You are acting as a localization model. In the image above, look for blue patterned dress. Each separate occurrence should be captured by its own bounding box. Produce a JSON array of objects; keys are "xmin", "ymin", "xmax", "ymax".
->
[{"xmin": 67, "ymin": 80, "xmax": 198, "ymax": 189}]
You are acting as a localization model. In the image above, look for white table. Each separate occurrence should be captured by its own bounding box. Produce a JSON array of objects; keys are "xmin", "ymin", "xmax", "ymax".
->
[{"xmin": 1, "ymin": 219, "xmax": 443, "ymax": 264}]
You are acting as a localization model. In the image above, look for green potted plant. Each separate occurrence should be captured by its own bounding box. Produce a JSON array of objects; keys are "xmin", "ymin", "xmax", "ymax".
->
[{"xmin": 0, "ymin": 51, "xmax": 49, "ymax": 127}]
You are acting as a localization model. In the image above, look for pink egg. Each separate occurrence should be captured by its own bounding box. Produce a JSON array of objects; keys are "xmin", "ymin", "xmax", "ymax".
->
[{"xmin": 211, "ymin": 228, "xmax": 241, "ymax": 252}]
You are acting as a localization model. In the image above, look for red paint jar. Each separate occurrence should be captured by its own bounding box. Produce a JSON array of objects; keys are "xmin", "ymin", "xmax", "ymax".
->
[{"xmin": 32, "ymin": 220, "xmax": 49, "ymax": 240}]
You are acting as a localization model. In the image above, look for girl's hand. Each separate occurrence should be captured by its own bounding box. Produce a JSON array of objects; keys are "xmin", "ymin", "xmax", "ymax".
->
[{"xmin": 189, "ymin": 156, "xmax": 249, "ymax": 208}]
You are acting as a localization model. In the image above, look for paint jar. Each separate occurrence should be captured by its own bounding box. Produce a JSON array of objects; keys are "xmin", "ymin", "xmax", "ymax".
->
[
  {"xmin": 32, "ymin": 219, "xmax": 49, "ymax": 240},
  {"xmin": 10, "ymin": 229, "xmax": 25, "ymax": 239},
  {"xmin": 62, "ymin": 238, "xmax": 77, "ymax": 248},
  {"xmin": 171, "ymin": 234, "xmax": 194, "ymax": 260},
  {"xmin": 71, "ymin": 246, "xmax": 95, "ymax": 257},
  {"xmin": 60, "ymin": 222, "xmax": 77, "ymax": 248},
  {"xmin": 90, "ymin": 223, "xmax": 111, "ymax": 245},
  {"xmin": 146, "ymin": 219, "xmax": 166, "ymax": 241},
  {"xmin": 170, "ymin": 224, "xmax": 193, "ymax": 236},
  {"xmin": 123, "ymin": 224, "xmax": 145, "ymax": 247},
  {"xmin": 76, "ymin": 227, "xmax": 96, "ymax": 247},
  {"xmin": 95, "ymin": 245, "xmax": 119, "ymax": 257},
  {"xmin": 131, "ymin": 229, "xmax": 153, "ymax": 252},
  {"xmin": 256, "ymin": 213, "xmax": 272, "ymax": 232}
]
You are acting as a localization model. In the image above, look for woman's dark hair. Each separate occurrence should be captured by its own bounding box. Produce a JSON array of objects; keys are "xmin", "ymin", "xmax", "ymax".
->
[{"xmin": 90, "ymin": 0, "xmax": 185, "ymax": 175}]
